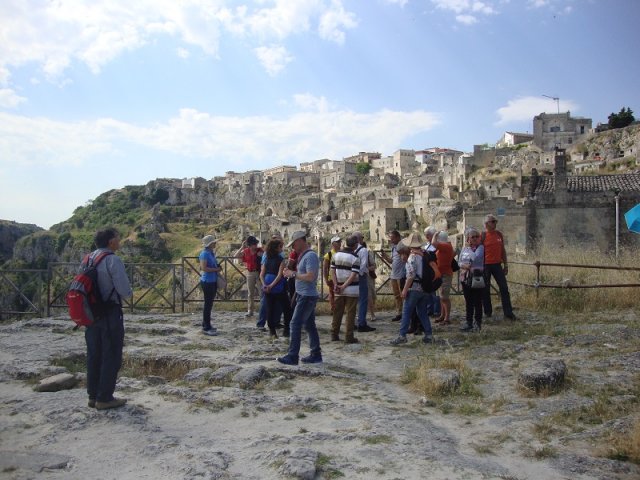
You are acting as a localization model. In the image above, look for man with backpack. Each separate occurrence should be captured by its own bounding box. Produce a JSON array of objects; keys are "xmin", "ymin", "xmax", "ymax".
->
[
  {"xmin": 353, "ymin": 232, "xmax": 375, "ymax": 333},
  {"xmin": 391, "ymin": 232, "xmax": 441, "ymax": 345},
  {"xmin": 84, "ymin": 228, "xmax": 132, "ymax": 410},
  {"xmin": 481, "ymin": 214, "xmax": 516, "ymax": 320}
]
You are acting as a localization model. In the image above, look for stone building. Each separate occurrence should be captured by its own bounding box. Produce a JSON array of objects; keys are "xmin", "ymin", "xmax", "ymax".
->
[
  {"xmin": 465, "ymin": 149, "xmax": 640, "ymax": 255},
  {"xmin": 496, "ymin": 132, "xmax": 534, "ymax": 147},
  {"xmin": 533, "ymin": 112, "xmax": 592, "ymax": 151},
  {"xmin": 367, "ymin": 208, "xmax": 409, "ymax": 244}
]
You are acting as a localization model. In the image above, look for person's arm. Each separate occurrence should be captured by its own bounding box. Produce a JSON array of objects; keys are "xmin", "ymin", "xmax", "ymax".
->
[
  {"xmin": 259, "ymin": 263, "xmax": 267, "ymax": 288},
  {"xmin": 336, "ymin": 271, "xmax": 358, "ymax": 294},
  {"xmin": 199, "ymin": 258, "xmax": 220, "ymax": 273},
  {"xmin": 430, "ymin": 260, "xmax": 441, "ymax": 278},
  {"xmin": 323, "ymin": 257, "xmax": 331, "ymax": 285},
  {"xmin": 108, "ymin": 256, "xmax": 133, "ymax": 299},
  {"xmin": 233, "ymin": 241, "xmax": 247, "ymax": 259},
  {"xmin": 501, "ymin": 234, "xmax": 509, "ymax": 274}
]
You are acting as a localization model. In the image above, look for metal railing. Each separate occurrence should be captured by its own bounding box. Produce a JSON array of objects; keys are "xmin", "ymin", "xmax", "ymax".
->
[
  {"xmin": 508, "ymin": 260, "xmax": 640, "ymax": 296},
  {"xmin": 1, "ymin": 250, "xmax": 499, "ymax": 319}
]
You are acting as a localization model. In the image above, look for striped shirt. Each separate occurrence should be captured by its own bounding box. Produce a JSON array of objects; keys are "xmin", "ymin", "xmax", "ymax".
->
[{"xmin": 331, "ymin": 249, "xmax": 361, "ymax": 297}]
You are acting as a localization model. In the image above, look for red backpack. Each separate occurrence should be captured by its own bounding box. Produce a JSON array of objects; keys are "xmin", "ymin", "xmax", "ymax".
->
[{"xmin": 66, "ymin": 251, "xmax": 113, "ymax": 329}]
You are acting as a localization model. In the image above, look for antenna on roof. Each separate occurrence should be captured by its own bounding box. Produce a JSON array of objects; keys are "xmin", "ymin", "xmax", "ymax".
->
[{"xmin": 542, "ymin": 94, "xmax": 560, "ymax": 114}]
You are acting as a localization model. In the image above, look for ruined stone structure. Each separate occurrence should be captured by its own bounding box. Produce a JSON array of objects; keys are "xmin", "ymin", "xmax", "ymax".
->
[{"xmin": 533, "ymin": 112, "xmax": 592, "ymax": 151}]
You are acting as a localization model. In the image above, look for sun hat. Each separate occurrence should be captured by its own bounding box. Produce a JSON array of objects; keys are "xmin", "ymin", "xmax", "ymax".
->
[
  {"xmin": 202, "ymin": 235, "xmax": 217, "ymax": 248},
  {"xmin": 403, "ymin": 232, "xmax": 423, "ymax": 249},
  {"xmin": 330, "ymin": 235, "xmax": 341, "ymax": 243},
  {"xmin": 287, "ymin": 230, "xmax": 307, "ymax": 248}
]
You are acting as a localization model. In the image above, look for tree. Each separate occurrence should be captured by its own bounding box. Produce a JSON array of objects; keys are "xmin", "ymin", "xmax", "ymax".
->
[
  {"xmin": 355, "ymin": 162, "xmax": 372, "ymax": 175},
  {"xmin": 608, "ymin": 107, "xmax": 635, "ymax": 129}
]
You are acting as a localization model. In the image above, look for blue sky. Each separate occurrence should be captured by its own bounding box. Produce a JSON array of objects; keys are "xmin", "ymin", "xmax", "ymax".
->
[{"xmin": 1, "ymin": 0, "xmax": 639, "ymax": 229}]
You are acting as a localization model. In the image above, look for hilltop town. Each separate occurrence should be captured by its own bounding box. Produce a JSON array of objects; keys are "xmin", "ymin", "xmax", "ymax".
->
[{"xmin": 140, "ymin": 112, "xmax": 640, "ymax": 256}]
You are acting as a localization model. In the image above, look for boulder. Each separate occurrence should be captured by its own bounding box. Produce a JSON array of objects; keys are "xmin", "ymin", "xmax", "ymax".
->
[
  {"xmin": 233, "ymin": 365, "xmax": 268, "ymax": 389},
  {"xmin": 518, "ymin": 359, "xmax": 566, "ymax": 394},
  {"xmin": 279, "ymin": 448, "xmax": 319, "ymax": 480},
  {"xmin": 33, "ymin": 373, "xmax": 78, "ymax": 392}
]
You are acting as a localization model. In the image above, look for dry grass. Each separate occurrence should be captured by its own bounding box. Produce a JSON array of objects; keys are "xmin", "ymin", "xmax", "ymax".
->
[
  {"xmin": 121, "ymin": 354, "xmax": 203, "ymax": 381},
  {"xmin": 402, "ymin": 352, "xmax": 481, "ymax": 398},
  {"xmin": 604, "ymin": 418, "xmax": 640, "ymax": 464},
  {"xmin": 510, "ymin": 245, "xmax": 640, "ymax": 313}
]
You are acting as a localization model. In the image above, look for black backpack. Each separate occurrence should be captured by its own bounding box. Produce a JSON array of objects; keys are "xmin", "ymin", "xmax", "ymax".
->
[{"xmin": 418, "ymin": 251, "xmax": 443, "ymax": 293}]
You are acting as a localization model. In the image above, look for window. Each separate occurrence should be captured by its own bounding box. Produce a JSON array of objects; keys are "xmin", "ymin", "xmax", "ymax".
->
[
  {"xmin": 580, "ymin": 126, "xmax": 585, "ymax": 134},
  {"xmin": 550, "ymin": 126, "xmax": 560, "ymax": 132}
]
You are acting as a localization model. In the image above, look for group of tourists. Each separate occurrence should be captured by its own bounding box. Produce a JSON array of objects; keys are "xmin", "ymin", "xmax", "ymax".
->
[
  {"xmin": 80, "ymin": 215, "xmax": 514, "ymax": 409},
  {"xmin": 198, "ymin": 214, "xmax": 515, "ymax": 364}
]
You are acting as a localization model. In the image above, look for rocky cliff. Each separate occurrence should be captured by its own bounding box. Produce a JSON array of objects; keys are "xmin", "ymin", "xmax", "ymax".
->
[{"xmin": 0, "ymin": 221, "xmax": 43, "ymax": 266}]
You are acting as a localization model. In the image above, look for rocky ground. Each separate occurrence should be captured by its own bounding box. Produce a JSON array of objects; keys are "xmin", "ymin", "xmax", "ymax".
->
[{"xmin": 0, "ymin": 306, "xmax": 638, "ymax": 480}]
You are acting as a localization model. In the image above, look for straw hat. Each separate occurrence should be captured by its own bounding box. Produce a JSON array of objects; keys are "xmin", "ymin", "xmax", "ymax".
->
[{"xmin": 403, "ymin": 232, "xmax": 423, "ymax": 249}]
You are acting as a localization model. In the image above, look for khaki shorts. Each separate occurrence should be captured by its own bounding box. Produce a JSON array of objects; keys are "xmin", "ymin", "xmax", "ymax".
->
[{"xmin": 440, "ymin": 274, "xmax": 453, "ymax": 299}]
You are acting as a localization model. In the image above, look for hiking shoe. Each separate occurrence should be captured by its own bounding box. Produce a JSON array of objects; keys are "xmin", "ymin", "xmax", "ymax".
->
[
  {"xmin": 357, "ymin": 325, "xmax": 376, "ymax": 333},
  {"xmin": 301, "ymin": 354, "xmax": 323, "ymax": 364},
  {"xmin": 345, "ymin": 337, "xmax": 359, "ymax": 344},
  {"xmin": 88, "ymin": 398, "xmax": 96, "ymax": 408},
  {"xmin": 202, "ymin": 329, "xmax": 218, "ymax": 336},
  {"xmin": 277, "ymin": 355, "xmax": 299, "ymax": 365},
  {"xmin": 391, "ymin": 315, "xmax": 402, "ymax": 322},
  {"xmin": 95, "ymin": 398, "xmax": 127, "ymax": 410},
  {"xmin": 390, "ymin": 335, "xmax": 407, "ymax": 345},
  {"xmin": 422, "ymin": 335, "xmax": 434, "ymax": 344},
  {"xmin": 459, "ymin": 325, "xmax": 473, "ymax": 332}
]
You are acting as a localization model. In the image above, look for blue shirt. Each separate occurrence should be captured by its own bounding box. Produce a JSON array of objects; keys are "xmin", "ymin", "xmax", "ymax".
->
[
  {"xmin": 199, "ymin": 249, "xmax": 218, "ymax": 283},
  {"xmin": 295, "ymin": 249, "xmax": 319, "ymax": 297}
]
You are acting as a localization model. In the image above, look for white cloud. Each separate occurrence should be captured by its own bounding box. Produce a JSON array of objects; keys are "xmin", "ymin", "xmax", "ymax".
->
[
  {"xmin": 495, "ymin": 96, "xmax": 578, "ymax": 125},
  {"xmin": 176, "ymin": 47, "xmax": 191, "ymax": 59},
  {"xmin": 431, "ymin": 0, "xmax": 497, "ymax": 23},
  {"xmin": 0, "ymin": 113, "xmax": 114, "ymax": 166},
  {"xmin": 293, "ymin": 93, "xmax": 330, "ymax": 112},
  {"xmin": 0, "ymin": 88, "xmax": 27, "ymax": 108},
  {"xmin": 456, "ymin": 14, "xmax": 478, "ymax": 25},
  {"xmin": 0, "ymin": 102, "xmax": 440, "ymax": 168},
  {"xmin": 254, "ymin": 45, "xmax": 294, "ymax": 76},
  {"xmin": 0, "ymin": 1, "xmax": 357, "ymax": 80},
  {"xmin": 318, "ymin": 0, "xmax": 358, "ymax": 44}
]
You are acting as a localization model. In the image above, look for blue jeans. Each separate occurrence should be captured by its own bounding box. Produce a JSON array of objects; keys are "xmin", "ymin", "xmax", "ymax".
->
[
  {"xmin": 286, "ymin": 295, "xmax": 321, "ymax": 359},
  {"xmin": 399, "ymin": 290, "xmax": 433, "ymax": 337},
  {"xmin": 482, "ymin": 263, "xmax": 514, "ymax": 317},
  {"xmin": 256, "ymin": 292, "xmax": 268, "ymax": 328},
  {"xmin": 200, "ymin": 281, "xmax": 217, "ymax": 331},
  {"xmin": 357, "ymin": 274, "xmax": 368, "ymax": 327},
  {"xmin": 85, "ymin": 304, "xmax": 124, "ymax": 402}
]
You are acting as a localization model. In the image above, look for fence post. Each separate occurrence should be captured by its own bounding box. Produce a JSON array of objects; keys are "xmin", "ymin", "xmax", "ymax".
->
[{"xmin": 535, "ymin": 261, "xmax": 541, "ymax": 299}]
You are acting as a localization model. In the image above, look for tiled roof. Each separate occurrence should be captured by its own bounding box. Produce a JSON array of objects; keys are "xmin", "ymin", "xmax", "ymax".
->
[{"xmin": 531, "ymin": 174, "xmax": 640, "ymax": 194}]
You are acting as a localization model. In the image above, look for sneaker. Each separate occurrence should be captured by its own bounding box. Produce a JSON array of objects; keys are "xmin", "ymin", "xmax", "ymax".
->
[
  {"xmin": 245, "ymin": 312, "xmax": 254, "ymax": 318},
  {"xmin": 390, "ymin": 335, "xmax": 407, "ymax": 345},
  {"xmin": 202, "ymin": 329, "xmax": 218, "ymax": 336},
  {"xmin": 345, "ymin": 337, "xmax": 359, "ymax": 344},
  {"xmin": 391, "ymin": 315, "xmax": 402, "ymax": 322},
  {"xmin": 88, "ymin": 398, "xmax": 96, "ymax": 408},
  {"xmin": 504, "ymin": 314, "xmax": 516, "ymax": 321},
  {"xmin": 301, "ymin": 354, "xmax": 323, "ymax": 364},
  {"xmin": 256, "ymin": 326, "xmax": 267, "ymax": 332},
  {"xmin": 277, "ymin": 355, "xmax": 299, "ymax": 365},
  {"xmin": 357, "ymin": 325, "xmax": 376, "ymax": 333},
  {"xmin": 331, "ymin": 335, "xmax": 341, "ymax": 342},
  {"xmin": 459, "ymin": 325, "xmax": 473, "ymax": 332},
  {"xmin": 95, "ymin": 398, "xmax": 127, "ymax": 410},
  {"xmin": 269, "ymin": 332, "xmax": 279, "ymax": 339},
  {"xmin": 422, "ymin": 335, "xmax": 434, "ymax": 344}
]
